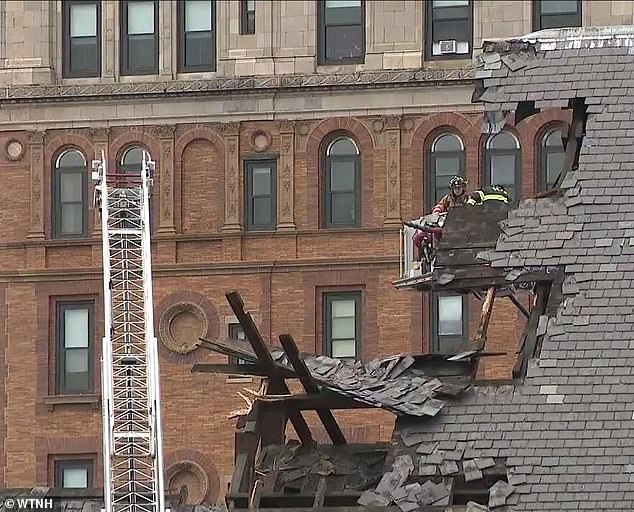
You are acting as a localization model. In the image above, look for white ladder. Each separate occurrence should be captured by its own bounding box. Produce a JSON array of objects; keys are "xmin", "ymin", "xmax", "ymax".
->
[{"xmin": 93, "ymin": 150, "xmax": 165, "ymax": 512}]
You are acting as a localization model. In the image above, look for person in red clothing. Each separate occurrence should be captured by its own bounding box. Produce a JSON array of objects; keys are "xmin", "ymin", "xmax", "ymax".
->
[{"xmin": 412, "ymin": 176, "xmax": 468, "ymax": 262}]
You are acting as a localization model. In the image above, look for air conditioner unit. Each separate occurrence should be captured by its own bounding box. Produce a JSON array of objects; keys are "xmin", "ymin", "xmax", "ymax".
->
[{"xmin": 439, "ymin": 40, "xmax": 457, "ymax": 54}]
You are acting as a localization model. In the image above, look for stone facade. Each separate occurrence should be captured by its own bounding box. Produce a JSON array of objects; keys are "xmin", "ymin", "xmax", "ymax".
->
[{"xmin": 0, "ymin": 0, "xmax": 624, "ymax": 506}]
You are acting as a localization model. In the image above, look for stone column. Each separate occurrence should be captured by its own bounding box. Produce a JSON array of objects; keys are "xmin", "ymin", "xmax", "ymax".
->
[
  {"xmin": 90, "ymin": 128, "xmax": 110, "ymax": 240},
  {"xmin": 277, "ymin": 121, "xmax": 296, "ymax": 230},
  {"xmin": 27, "ymin": 130, "xmax": 45, "ymax": 239},
  {"xmin": 221, "ymin": 122, "xmax": 242, "ymax": 232},
  {"xmin": 155, "ymin": 126, "xmax": 176, "ymax": 234},
  {"xmin": 384, "ymin": 116, "xmax": 402, "ymax": 225}
]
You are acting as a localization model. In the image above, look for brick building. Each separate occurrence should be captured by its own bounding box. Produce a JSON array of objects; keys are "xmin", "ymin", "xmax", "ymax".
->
[{"xmin": 0, "ymin": 0, "xmax": 630, "ymax": 507}]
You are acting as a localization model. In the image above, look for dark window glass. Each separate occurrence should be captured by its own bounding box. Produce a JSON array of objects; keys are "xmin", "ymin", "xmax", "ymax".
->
[
  {"xmin": 179, "ymin": 0, "xmax": 215, "ymax": 71},
  {"xmin": 318, "ymin": 0, "xmax": 364, "ymax": 65},
  {"xmin": 540, "ymin": 128, "xmax": 565, "ymax": 190},
  {"xmin": 431, "ymin": 294, "xmax": 467, "ymax": 353},
  {"xmin": 63, "ymin": 0, "xmax": 100, "ymax": 78},
  {"xmin": 426, "ymin": 0, "xmax": 473, "ymax": 59},
  {"xmin": 323, "ymin": 293, "xmax": 361, "ymax": 360},
  {"xmin": 57, "ymin": 302, "xmax": 94, "ymax": 394},
  {"xmin": 54, "ymin": 460, "xmax": 93, "ymax": 488},
  {"xmin": 121, "ymin": 0, "xmax": 158, "ymax": 75},
  {"xmin": 54, "ymin": 149, "xmax": 88, "ymax": 238},
  {"xmin": 245, "ymin": 160, "xmax": 276, "ymax": 231},
  {"xmin": 227, "ymin": 323, "xmax": 253, "ymax": 369},
  {"xmin": 324, "ymin": 137, "xmax": 360, "ymax": 228},
  {"xmin": 118, "ymin": 146, "xmax": 149, "ymax": 175},
  {"xmin": 429, "ymin": 133, "xmax": 465, "ymax": 206},
  {"xmin": 240, "ymin": 0, "xmax": 255, "ymax": 35},
  {"xmin": 484, "ymin": 132, "xmax": 521, "ymax": 201},
  {"xmin": 533, "ymin": 0, "xmax": 582, "ymax": 31}
]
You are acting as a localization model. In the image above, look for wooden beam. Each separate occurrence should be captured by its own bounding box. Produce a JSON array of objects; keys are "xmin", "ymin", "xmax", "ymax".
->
[
  {"xmin": 279, "ymin": 334, "xmax": 347, "ymax": 445},
  {"xmin": 513, "ymin": 283, "xmax": 550, "ymax": 378},
  {"xmin": 256, "ymin": 392, "xmax": 371, "ymax": 411},
  {"xmin": 225, "ymin": 291, "xmax": 314, "ymax": 445},
  {"xmin": 508, "ymin": 292, "xmax": 530, "ymax": 319},
  {"xmin": 191, "ymin": 363, "xmax": 295, "ymax": 379}
]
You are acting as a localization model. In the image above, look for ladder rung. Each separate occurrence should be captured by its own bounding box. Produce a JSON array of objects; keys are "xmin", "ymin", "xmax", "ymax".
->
[{"xmin": 113, "ymin": 432, "xmax": 151, "ymax": 439}]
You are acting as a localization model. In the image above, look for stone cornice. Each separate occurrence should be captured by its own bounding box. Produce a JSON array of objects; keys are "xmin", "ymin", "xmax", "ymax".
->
[{"xmin": 2, "ymin": 68, "xmax": 476, "ymax": 104}]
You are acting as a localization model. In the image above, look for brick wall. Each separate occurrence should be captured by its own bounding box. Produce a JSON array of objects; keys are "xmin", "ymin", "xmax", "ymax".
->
[{"xmin": 0, "ymin": 111, "xmax": 564, "ymax": 499}]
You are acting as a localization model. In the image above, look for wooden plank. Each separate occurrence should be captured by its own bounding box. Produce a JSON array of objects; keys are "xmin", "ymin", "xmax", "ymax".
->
[
  {"xmin": 475, "ymin": 287, "xmax": 496, "ymax": 350},
  {"xmin": 436, "ymin": 248, "xmax": 497, "ymax": 267},
  {"xmin": 225, "ymin": 291, "xmax": 314, "ymax": 445},
  {"xmin": 279, "ymin": 334, "xmax": 347, "ymax": 445},
  {"xmin": 312, "ymin": 478, "xmax": 327, "ymax": 509}
]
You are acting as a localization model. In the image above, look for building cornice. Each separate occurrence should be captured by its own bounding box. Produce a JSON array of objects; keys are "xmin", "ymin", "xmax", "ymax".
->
[{"xmin": 2, "ymin": 68, "xmax": 476, "ymax": 104}]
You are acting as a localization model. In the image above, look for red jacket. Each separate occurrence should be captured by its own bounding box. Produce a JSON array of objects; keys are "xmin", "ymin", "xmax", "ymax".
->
[{"xmin": 431, "ymin": 192, "xmax": 468, "ymax": 215}]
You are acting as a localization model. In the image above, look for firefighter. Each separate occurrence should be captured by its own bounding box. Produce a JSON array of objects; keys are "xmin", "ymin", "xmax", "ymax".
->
[
  {"xmin": 412, "ymin": 176, "xmax": 468, "ymax": 262},
  {"xmin": 466, "ymin": 185, "xmax": 510, "ymax": 205}
]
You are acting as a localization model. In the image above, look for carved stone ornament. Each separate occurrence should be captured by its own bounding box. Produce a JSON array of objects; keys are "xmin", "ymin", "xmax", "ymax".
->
[
  {"xmin": 28, "ymin": 130, "xmax": 45, "ymax": 144},
  {"xmin": 5, "ymin": 140, "xmax": 24, "ymax": 161},
  {"xmin": 220, "ymin": 122, "xmax": 241, "ymax": 135},
  {"xmin": 0, "ymin": 69, "xmax": 476, "ymax": 103},
  {"xmin": 371, "ymin": 119, "xmax": 385, "ymax": 133},
  {"xmin": 297, "ymin": 123, "xmax": 311, "ymax": 136},
  {"xmin": 158, "ymin": 302, "xmax": 208, "ymax": 355},
  {"xmin": 401, "ymin": 117, "xmax": 415, "ymax": 132},
  {"xmin": 385, "ymin": 116, "xmax": 401, "ymax": 130},
  {"xmin": 165, "ymin": 461, "xmax": 209, "ymax": 505},
  {"xmin": 251, "ymin": 130, "xmax": 271, "ymax": 152},
  {"xmin": 152, "ymin": 125, "xmax": 176, "ymax": 139}
]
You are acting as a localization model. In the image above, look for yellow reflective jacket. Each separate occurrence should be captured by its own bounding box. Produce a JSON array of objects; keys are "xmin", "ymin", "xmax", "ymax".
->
[{"xmin": 466, "ymin": 189, "xmax": 510, "ymax": 205}]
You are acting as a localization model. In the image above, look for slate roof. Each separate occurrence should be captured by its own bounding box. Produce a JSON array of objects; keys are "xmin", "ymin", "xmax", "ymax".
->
[{"xmin": 367, "ymin": 26, "xmax": 634, "ymax": 511}]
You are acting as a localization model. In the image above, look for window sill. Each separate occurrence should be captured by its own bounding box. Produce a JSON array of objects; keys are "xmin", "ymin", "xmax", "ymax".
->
[
  {"xmin": 43, "ymin": 394, "xmax": 100, "ymax": 411},
  {"xmin": 225, "ymin": 376, "xmax": 254, "ymax": 384}
]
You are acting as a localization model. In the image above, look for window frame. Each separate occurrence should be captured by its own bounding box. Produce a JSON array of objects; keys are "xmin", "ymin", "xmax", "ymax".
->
[
  {"xmin": 323, "ymin": 292, "xmax": 362, "ymax": 361},
  {"xmin": 62, "ymin": 0, "xmax": 101, "ymax": 78},
  {"xmin": 323, "ymin": 136, "xmax": 361, "ymax": 229},
  {"xmin": 538, "ymin": 126, "xmax": 566, "ymax": 192},
  {"xmin": 244, "ymin": 159, "xmax": 277, "ymax": 232},
  {"xmin": 425, "ymin": 0, "xmax": 474, "ymax": 61},
  {"xmin": 317, "ymin": 0, "xmax": 366, "ymax": 66},
  {"xmin": 428, "ymin": 132, "xmax": 465, "ymax": 209},
  {"xmin": 120, "ymin": 0, "xmax": 159, "ymax": 76},
  {"xmin": 240, "ymin": 0, "xmax": 255, "ymax": 35},
  {"xmin": 532, "ymin": 0, "xmax": 582, "ymax": 31},
  {"xmin": 430, "ymin": 293, "xmax": 468, "ymax": 354},
  {"xmin": 483, "ymin": 131, "xmax": 522, "ymax": 202},
  {"xmin": 227, "ymin": 323, "xmax": 254, "ymax": 368},
  {"xmin": 53, "ymin": 149, "xmax": 89, "ymax": 239},
  {"xmin": 54, "ymin": 459, "xmax": 94, "ymax": 488},
  {"xmin": 56, "ymin": 301, "xmax": 95, "ymax": 395},
  {"xmin": 177, "ymin": 0, "xmax": 216, "ymax": 73}
]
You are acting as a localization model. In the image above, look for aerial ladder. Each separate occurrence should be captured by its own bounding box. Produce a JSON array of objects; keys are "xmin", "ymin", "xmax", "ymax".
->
[{"xmin": 92, "ymin": 150, "xmax": 165, "ymax": 512}]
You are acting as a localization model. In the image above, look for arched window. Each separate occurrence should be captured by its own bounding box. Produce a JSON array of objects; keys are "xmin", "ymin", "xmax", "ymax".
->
[
  {"xmin": 539, "ymin": 128, "xmax": 565, "ymax": 191},
  {"xmin": 53, "ymin": 148, "xmax": 88, "ymax": 238},
  {"xmin": 323, "ymin": 136, "xmax": 360, "ymax": 228},
  {"xmin": 429, "ymin": 133, "xmax": 465, "ymax": 206},
  {"xmin": 484, "ymin": 131, "xmax": 521, "ymax": 201},
  {"xmin": 118, "ymin": 145, "xmax": 150, "ymax": 175}
]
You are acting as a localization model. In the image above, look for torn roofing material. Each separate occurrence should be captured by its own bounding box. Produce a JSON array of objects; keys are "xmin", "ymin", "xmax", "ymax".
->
[
  {"xmin": 202, "ymin": 336, "xmax": 476, "ymax": 417},
  {"xmin": 400, "ymin": 25, "xmax": 634, "ymax": 511}
]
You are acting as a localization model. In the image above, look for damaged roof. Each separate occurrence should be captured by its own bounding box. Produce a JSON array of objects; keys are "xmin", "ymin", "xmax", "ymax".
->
[
  {"xmin": 376, "ymin": 25, "xmax": 634, "ymax": 511},
  {"xmin": 206, "ymin": 336, "xmax": 476, "ymax": 417}
]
